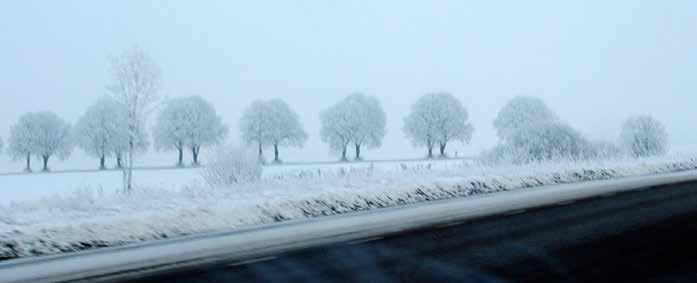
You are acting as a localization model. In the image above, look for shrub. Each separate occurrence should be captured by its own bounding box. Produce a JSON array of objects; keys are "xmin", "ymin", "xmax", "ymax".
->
[{"xmin": 201, "ymin": 145, "xmax": 262, "ymax": 186}]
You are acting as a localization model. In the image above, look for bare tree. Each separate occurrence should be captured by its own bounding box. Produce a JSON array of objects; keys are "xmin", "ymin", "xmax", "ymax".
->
[
  {"xmin": 108, "ymin": 46, "xmax": 161, "ymax": 192},
  {"xmin": 32, "ymin": 112, "xmax": 73, "ymax": 171},
  {"xmin": 154, "ymin": 95, "xmax": 227, "ymax": 166},
  {"xmin": 240, "ymin": 100, "xmax": 272, "ymax": 161},
  {"xmin": 240, "ymin": 99, "xmax": 306, "ymax": 163},
  {"xmin": 112, "ymin": 120, "xmax": 149, "ymax": 169},
  {"xmin": 9, "ymin": 112, "xmax": 72, "ymax": 172},
  {"xmin": 347, "ymin": 94, "xmax": 386, "ymax": 160},
  {"xmin": 319, "ymin": 93, "xmax": 386, "ymax": 161},
  {"xmin": 403, "ymin": 92, "xmax": 473, "ymax": 158},
  {"xmin": 619, "ymin": 115, "xmax": 668, "ymax": 157},
  {"xmin": 8, "ymin": 113, "xmax": 37, "ymax": 172},
  {"xmin": 75, "ymin": 96, "xmax": 129, "ymax": 170},
  {"xmin": 266, "ymin": 99, "xmax": 307, "ymax": 163}
]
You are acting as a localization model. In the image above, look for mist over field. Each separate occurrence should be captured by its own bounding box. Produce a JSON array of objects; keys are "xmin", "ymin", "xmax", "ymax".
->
[{"xmin": 1, "ymin": 1, "xmax": 696, "ymax": 172}]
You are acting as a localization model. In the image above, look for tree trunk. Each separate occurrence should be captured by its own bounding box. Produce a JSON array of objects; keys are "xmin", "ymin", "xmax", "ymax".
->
[
  {"xmin": 426, "ymin": 138, "xmax": 434, "ymax": 159},
  {"xmin": 177, "ymin": 147, "xmax": 183, "ymax": 167},
  {"xmin": 99, "ymin": 155, "xmax": 106, "ymax": 170},
  {"xmin": 439, "ymin": 142, "xmax": 447, "ymax": 157},
  {"xmin": 340, "ymin": 145, "xmax": 348, "ymax": 162},
  {"xmin": 192, "ymin": 146, "xmax": 200, "ymax": 165},
  {"xmin": 127, "ymin": 140, "xmax": 134, "ymax": 193},
  {"xmin": 116, "ymin": 156, "xmax": 122, "ymax": 169},
  {"xmin": 25, "ymin": 153, "xmax": 31, "ymax": 172},
  {"xmin": 42, "ymin": 155, "xmax": 50, "ymax": 172},
  {"xmin": 355, "ymin": 144, "xmax": 361, "ymax": 161},
  {"xmin": 273, "ymin": 144, "xmax": 280, "ymax": 163},
  {"xmin": 258, "ymin": 143, "xmax": 263, "ymax": 159}
]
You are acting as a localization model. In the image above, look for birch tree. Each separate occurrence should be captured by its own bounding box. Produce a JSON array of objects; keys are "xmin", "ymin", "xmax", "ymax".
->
[
  {"xmin": 108, "ymin": 46, "xmax": 161, "ymax": 192},
  {"xmin": 112, "ymin": 120, "xmax": 149, "ymax": 169},
  {"xmin": 403, "ymin": 92, "xmax": 473, "ymax": 158}
]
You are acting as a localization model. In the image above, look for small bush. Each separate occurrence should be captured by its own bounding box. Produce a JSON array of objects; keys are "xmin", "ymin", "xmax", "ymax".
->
[{"xmin": 201, "ymin": 145, "xmax": 262, "ymax": 186}]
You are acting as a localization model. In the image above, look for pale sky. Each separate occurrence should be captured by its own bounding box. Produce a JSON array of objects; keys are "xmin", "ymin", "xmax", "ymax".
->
[{"xmin": 1, "ymin": 1, "xmax": 696, "ymax": 171}]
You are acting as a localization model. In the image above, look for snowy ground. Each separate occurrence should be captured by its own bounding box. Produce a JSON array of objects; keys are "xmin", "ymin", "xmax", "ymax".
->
[
  {"xmin": 1, "ymin": 156, "xmax": 696, "ymax": 260},
  {"xmin": 0, "ymin": 158, "xmax": 473, "ymax": 205}
]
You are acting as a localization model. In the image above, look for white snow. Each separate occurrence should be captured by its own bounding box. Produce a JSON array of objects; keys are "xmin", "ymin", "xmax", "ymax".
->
[
  {"xmin": 5, "ymin": 169, "xmax": 697, "ymax": 283},
  {"xmin": 0, "ymin": 168, "xmax": 203, "ymax": 205},
  {"xmin": 1, "ymin": 156, "xmax": 696, "ymax": 260}
]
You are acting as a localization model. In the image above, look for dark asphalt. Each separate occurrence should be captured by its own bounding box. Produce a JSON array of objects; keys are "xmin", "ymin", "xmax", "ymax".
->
[{"xmin": 120, "ymin": 181, "xmax": 697, "ymax": 283}]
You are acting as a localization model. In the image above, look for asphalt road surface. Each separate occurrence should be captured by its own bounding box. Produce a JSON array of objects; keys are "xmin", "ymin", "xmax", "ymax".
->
[{"xmin": 119, "ymin": 180, "xmax": 697, "ymax": 283}]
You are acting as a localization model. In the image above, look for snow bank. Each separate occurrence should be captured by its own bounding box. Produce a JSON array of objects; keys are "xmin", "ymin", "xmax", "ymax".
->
[{"xmin": 1, "ymin": 157, "xmax": 696, "ymax": 260}]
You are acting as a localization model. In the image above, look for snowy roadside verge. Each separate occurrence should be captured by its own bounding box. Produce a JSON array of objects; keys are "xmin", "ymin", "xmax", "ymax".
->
[{"xmin": 2, "ymin": 157, "xmax": 697, "ymax": 261}]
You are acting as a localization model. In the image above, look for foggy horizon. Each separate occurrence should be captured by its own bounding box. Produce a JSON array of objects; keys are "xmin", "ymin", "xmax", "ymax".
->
[{"xmin": 2, "ymin": 1, "xmax": 696, "ymax": 171}]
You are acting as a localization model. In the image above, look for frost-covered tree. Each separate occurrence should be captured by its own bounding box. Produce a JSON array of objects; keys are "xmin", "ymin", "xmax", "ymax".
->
[
  {"xmin": 347, "ymin": 94, "xmax": 386, "ymax": 160},
  {"xmin": 32, "ymin": 112, "xmax": 73, "ymax": 171},
  {"xmin": 588, "ymin": 140, "xmax": 624, "ymax": 160},
  {"xmin": 487, "ymin": 96, "xmax": 601, "ymax": 164},
  {"xmin": 240, "ymin": 99, "xmax": 307, "ymax": 163},
  {"xmin": 154, "ymin": 95, "xmax": 228, "ymax": 166},
  {"xmin": 240, "ymin": 100, "xmax": 272, "ymax": 161},
  {"xmin": 403, "ymin": 92, "xmax": 474, "ymax": 158},
  {"xmin": 319, "ymin": 101, "xmax": 352, "ymax": 161},
  {"xmin": 108, "ymin": 46, "xmax": 161, "ymax": 192},
  {"xmin": 266, "ymin": 99, "xmax": 307, "ymax": 162},
  {"xmin": 619, "ymin": 115, "xmax": 668, "ymax": 157},
  {"xmin": 8, "ymin": 113, "xmax": 37, "ymax": 172},
  {"xmin": 320, "ymin": 93, "xmax": 386, "ymax": 161},
  {"xmin": 75, "ymin": 96, "xmax": 130, "ymax": 170},
  {"xmin": 9, "ymin": 112, "xmax": 73, "ymax": 172},
  {"xmin": 507, "ymin": 121, "xmax": 591, "ymax": 162},
  {"xmin": 493, "ymin": 96, "xmax": 558, "ymax": 142},
  {"xmin": 112, "ymin": 121, "xmax": 149, "ymax": 169}
]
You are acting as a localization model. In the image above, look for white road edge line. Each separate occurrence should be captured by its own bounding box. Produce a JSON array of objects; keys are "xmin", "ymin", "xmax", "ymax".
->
[
  {"xmin": 503, "ymin": 209, "xmax": 527, "ymax": 216},
  {"xmin": 347, "ymin": 236, "xmax": 384, "ymax": 245},
  {"xmin": 436, "ymin": 221, "xmax": 464, "ymax": 229},
  {"xmin": 556, "ymin": 200, "xmax": 576, "ymax": 206},
  {"xmin": 227, "ymin": 256, "xmax": 277, "ymax": 267}
]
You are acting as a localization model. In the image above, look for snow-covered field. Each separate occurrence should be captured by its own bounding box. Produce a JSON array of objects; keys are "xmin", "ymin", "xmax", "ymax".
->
[
  {"xmin": 1, "ymin": 156, "xmax": 696, "ymax": 260},
  {"xmin": 0, "ymin": 159, "xmax": 474, "ymax": 205}
]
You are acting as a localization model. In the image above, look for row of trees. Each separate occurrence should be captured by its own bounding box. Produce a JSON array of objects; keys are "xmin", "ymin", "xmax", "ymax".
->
[
  {"xmin": 0, "ymin": 93, "xmax": 670, "ymax": 172},
  {"xmin": 0, "ymin": 91, "xmax": 468, "ymax": 170},
  {"xmin": 0, "ymin": 48, "xmax": 670, "ymax": 180},
  {"xmin": 483, "ymin": 96, "xmax": 668, "ymax": 164}
]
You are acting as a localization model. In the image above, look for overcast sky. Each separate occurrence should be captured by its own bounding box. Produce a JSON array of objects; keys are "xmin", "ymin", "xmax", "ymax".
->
[{"xmin": 1, "ymin": 1, "xmax": 696, "ymax": 171}]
